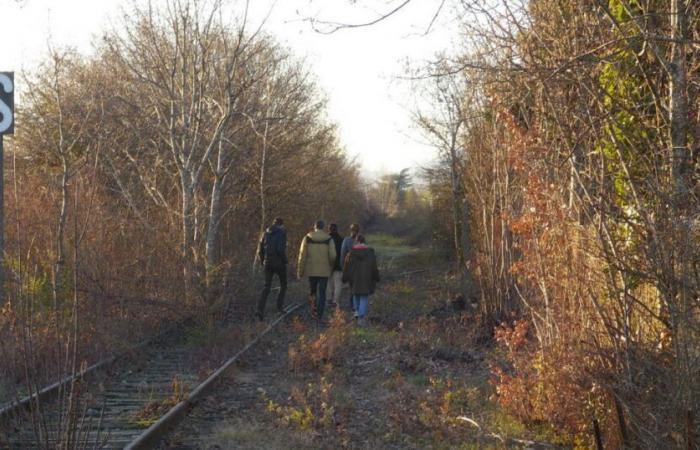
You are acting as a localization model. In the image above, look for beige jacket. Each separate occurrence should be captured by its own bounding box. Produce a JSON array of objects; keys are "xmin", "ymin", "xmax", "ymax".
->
[{"xmin": 297, "ymin": 230, "xmax": 337, "ymax": 278}]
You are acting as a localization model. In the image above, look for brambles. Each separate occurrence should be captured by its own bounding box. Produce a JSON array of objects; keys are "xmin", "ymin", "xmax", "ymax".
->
[
  {"xmin": 407, "ymin": 1, "xmax": 700, "ymax": 446},
  {"xmin": 263, "ymin": 377, "xmax": 341, "ymax": 433},
  {"xmin": 390, "ymin": 376, "xmax": 482, "ymax": 443},
  {"xmin": 288, "ymin": 309, "xmax": 348, "ymax": 373},
  {"xmin": 290, "ymin": 316, "xmax": 306, "ymax": 334},
  {"xmin": 490, "ymin": 320, "xmax": 602, "ymax": 444}
]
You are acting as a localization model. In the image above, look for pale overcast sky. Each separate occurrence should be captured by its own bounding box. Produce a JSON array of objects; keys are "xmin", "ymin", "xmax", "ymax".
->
[{"xmin": 0, "ymin": 0, "xmax": 459, "ymax": 174}]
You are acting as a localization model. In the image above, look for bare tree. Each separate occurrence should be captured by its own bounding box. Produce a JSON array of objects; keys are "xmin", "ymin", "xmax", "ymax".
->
[
  {"xmin": 102, "ymin": 0, "xmax": 267, "ymax": 300},
  {"xmin": 414, "ymin": 67, "xmax": 471, "ymax": 267},
  {"xmin": 20, "ymin": 51, "xmax": 98, "ymax": 308},
  {"xmin": 14, "ymin": 48, "xmax": 104, "ymax": 449}
]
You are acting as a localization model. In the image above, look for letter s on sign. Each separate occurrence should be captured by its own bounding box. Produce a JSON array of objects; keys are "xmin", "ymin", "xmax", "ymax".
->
[{"xmin": 0, "ymin": 74, "xmax": 14, "ymax": 134}]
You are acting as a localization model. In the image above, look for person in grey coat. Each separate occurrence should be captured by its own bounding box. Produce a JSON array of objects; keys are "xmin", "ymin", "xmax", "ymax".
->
[{"xmin": 340, "ymin": 223, "xmax": 360, "ymax": 312}]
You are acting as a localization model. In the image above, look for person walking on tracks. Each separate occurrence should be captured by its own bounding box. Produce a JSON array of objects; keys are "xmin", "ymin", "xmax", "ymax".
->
[
  {"xmin": 297, "ymin": 220, "xmax": 336, "ymax": 322},
  {"xmin": 326, "ymin": 223, "xmax": 344, "ymax": 308},
  {"xmin": 340, "ymin": 223, "xmax": 360, "ymax": 312},
  {"xmin": 256, "ymin": 217, "xmax": 288, "ymax": 321},
  {"xmin": 342, "ymin": 234, "xmax": 380, "ymax": 327}
]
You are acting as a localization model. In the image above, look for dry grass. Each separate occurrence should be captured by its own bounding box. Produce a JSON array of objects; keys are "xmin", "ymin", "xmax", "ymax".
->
[
  {"xmin": 196, "ymin": 239, "xmax": 557, "ymax": 449},
  {"xmin": 130, "ymin": 375, "xmax": 189, "ymax": 428},
  {"xmin": 288, "ymin": 308, "xmax": 348, "ymax": 373},
  {"xmin": 211, "ymin": 419, "xmax": 316, "ymax": 449}
]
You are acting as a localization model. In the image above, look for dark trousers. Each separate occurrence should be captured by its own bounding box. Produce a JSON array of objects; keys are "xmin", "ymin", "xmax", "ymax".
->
[
  {"xmin": 258, "ymin": 266, "xmax": 287, "ymax": 317},
  {"xmin": 308, "ymin": 276, "xmax": 328, "ymax": 319}
]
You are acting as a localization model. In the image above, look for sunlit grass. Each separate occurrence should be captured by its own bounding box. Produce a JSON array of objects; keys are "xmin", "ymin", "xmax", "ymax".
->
[
  {"xmin": 348, "ymin": 326, "xmax": 392, "ymax": 348},
  {"xmin": 212, "ymin": 419, "xmax": 315, "ymax": 449},
  {"xmin": 365, "ymin": 232, "xmax": 420, "ymax": 267}
]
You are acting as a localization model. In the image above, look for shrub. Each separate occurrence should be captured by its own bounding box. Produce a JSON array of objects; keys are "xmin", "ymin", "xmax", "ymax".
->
[
  {"xmin": 264, "ymin": 377, "xmax": 340, "ymax": 433},
  {"xmin": 288, "ymin": 309, "xmax": 348, "ymax": 373}
]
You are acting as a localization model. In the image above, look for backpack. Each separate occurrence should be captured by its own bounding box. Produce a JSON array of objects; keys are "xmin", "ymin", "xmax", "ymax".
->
[{"xmin": 263, "ymin": 229, "xmax": 285, "ymax": 268}]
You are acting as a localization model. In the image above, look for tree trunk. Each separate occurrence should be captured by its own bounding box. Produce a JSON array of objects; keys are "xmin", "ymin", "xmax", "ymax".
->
[
  {"xmin": 449, "ymin": 142, "xmax": 467, "ymax": 268},
  {"xmin": 253, "ymin": 121, "xmax": 270, "ymax": 271},
  {"xmin": 52, "ymin": 158, "xmax": 69, "ymax": 307},
  {"xmin": 668, "ymin": 0, "xmax": 693, "ymax": 436},
  {"xmin": 670, "ymin": 0, "xmax": 689, "ymax": 207},
  {"xmin": 205, "ymin": 143, "xmax": 226, "ymax": 304},
  {"xmin": 181, "ymin": 176, "xmax": 195, "ymax": 299},
  {"xmin": 451, "ymin": 181, "xmax": 465, "ymax": 266}
]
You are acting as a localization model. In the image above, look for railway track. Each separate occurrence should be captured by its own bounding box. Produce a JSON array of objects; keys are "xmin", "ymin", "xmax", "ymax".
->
[
  {"xmin": 154, "ymin": 265, "xmax": 436, "ymax": 448},
  {"xmin": 0, "ymin": 301, "xmax": 303, "ymax": 449}
]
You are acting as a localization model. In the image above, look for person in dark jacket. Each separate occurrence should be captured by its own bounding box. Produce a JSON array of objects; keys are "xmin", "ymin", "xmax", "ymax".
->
[
  {"xmin": 325, "ymin": 223, "xmax": 344, "ymax": 308},
  {"xmin": 342, "ymin": 234, "xmax": 380, "ymax": 326},
  {"xmin": 256, "ymin": 217, "xmax": 288, "ymax": 321}
]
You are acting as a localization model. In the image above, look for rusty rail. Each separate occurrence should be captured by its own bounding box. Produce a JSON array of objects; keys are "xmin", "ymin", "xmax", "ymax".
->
[{"xmin": 124, "ymin": 302, "xmax": 302, "ymax": 450}]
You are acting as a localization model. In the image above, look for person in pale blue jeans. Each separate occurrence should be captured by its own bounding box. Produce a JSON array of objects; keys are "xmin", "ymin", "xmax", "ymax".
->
[
  {"xmin": 342, "ymin": 235, "xmax": 380, "ymax": 326},
  {"xmin": 352, "ymin": 294, "xmax": 370, "ymax": 323}
]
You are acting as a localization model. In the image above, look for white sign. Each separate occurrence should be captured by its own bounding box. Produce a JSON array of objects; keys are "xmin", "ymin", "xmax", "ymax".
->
[{"xmin": 0, "ymin": 72, "xmax": 14, "ymax": 135}]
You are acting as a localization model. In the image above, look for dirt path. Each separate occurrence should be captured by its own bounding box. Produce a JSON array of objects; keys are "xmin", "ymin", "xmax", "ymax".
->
[
  {"xmin": 159, "ymin": 309, "xmax": 319, "ymax": 449},
  {"xmin": 159, "ymin": 237, "xmax": 554, "ymax": 449}
]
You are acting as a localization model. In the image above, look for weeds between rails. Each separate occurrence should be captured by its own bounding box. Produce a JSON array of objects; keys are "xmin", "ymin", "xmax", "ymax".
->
[
  {"xmin": 1, "ymin": 304, "xmax": 302, "ymax": 449},
  {"xmin": 175, "ymin": 257, "xmax": 562, "ymax": 448},
  {"xmin": 290, "ymin": 260, "xmax": 567, "ymax": 447},
  {"xmin": 211, "ymin": 264, "xmax": 493, "ymax": 449},
  {"xmin": 0, "ymin": 278, "xmax": 291, "ymax": 425},
  {"xmin": 1, "ymin": 263, "xmax": 429, "ymax": 448},
  {"xmin": 124, "ymin": 302, "xmax": 303, "ymax": 450},
  {"xmin": 0, "ymin": 318, "xmax": 185, "ymax": 425},
  {"xmin": 0, "ymin": 322, "xmax": 198, "ymax": 449},
  {"xmin": 0, "ymin": 284, "xmax": 298, "ymax": 448}
]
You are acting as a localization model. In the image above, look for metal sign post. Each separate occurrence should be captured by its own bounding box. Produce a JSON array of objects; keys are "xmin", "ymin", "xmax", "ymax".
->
[{"xmin": 0, "ymin": 72, "xmax": 15, "ymax": 306}]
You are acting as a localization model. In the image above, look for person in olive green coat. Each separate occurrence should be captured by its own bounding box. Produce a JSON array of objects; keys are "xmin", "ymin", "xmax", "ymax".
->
[{"xmin": 297, "ymin": 220, "xmax": 336, "ymax": 321}]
